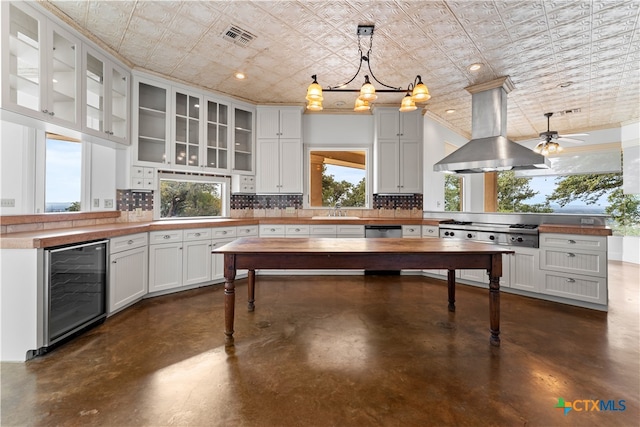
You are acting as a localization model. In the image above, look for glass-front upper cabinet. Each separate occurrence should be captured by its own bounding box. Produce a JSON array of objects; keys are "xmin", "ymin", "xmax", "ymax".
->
[
  {"xmin": 172, "ymin": 88, "xmax": 202, "ymax": 169},
  {"xmin": 83, "ymin": 47, "xmax": 129, "ymax": 144},
  {"xmin": 204, "ymin": 98, "xmax": 230, "ymax": 171},
  {"xmin": 233, "ymin": 105, "xmax": 254, "ymax": 173},
  {"xmin": 133, "ymin": 76, "xmax": 171, "ymax": 165},
  {"xmin": 2, "ymin": 2, "xmax": 81, "ymax": 128}
]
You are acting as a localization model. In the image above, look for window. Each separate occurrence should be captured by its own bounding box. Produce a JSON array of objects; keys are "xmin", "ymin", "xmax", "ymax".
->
[
  {"xmin": 45, "ymin": 133, "xmax": 82, "ymax": 212},
  {"xmin": 308, "ymin": 149, "xmax": 368, "ymax": 208},
  {"xmin": 155, "ymin": 173, "xmax": 229, "ymax": 219},
  {"xmin": 444, "ymin": 175, "xmax": 462, "ymax": 211}
]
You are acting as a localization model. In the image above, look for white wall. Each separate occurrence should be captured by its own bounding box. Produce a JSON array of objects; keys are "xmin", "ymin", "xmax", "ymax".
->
[
  {"xmin": 621, "ymin": 122, "xmax": 640, "ymax": 195},
  {"xmin": 303, "ymin": 114, "xmax": 373, "ymax": 147},
  {"xmin": 0, "ymin": 121, "xmax": 36, "ymax": 215},
  {"xmin": 422, "ymin": 114, "xmax": 468, "ymax": 211}
]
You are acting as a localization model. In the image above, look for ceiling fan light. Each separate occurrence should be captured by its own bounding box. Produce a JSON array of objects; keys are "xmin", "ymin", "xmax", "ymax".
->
[
  {"xmin": 533, "ymin": 143, "xmax": 543, "ymax": 153},
  {"xmin": 354, "ymin": 98, "xmax": 370, "ymax": 111},
  {"xmin": 399, "ymin": 93, "xmax": 417, "ymax": 112},
  {"xmin": 548, "ymin": 143, "xmax": 557, "ymax": 153},
  {"xmin": 305, "ymin": 75, "xmax": 323, "ymax": 101},
  {"xmin": 557, "ymin": 144, "xmax": 564, "ymax": 152},
  {"xmin": 306, "ymin": 99, "xmax": 323, "ymax": 111}
]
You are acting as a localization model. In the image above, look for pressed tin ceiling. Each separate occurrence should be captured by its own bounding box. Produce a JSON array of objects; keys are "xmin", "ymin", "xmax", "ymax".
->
[{"xmin": 42, "ymin": 0, "xmax": 640, "ymax": 142}]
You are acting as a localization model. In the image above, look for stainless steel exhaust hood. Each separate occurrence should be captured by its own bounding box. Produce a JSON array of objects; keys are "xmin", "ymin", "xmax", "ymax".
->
[{"xmin": 433, "ymin": 77, "xmax": 550, "ymax": 174}]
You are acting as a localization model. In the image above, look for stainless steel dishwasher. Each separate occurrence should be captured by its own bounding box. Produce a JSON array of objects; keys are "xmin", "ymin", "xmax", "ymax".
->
[{"xmin": 364, "ymin": 225, "xmax": 402, "ymax": 275}]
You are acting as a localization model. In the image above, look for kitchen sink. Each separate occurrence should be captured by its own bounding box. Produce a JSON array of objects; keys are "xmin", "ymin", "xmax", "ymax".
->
[{"xmin": 311, "ymin": 216, "xmax": 361, "ymax": 220}]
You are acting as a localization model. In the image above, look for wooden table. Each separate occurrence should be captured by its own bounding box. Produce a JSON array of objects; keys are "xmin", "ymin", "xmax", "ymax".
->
[{"xmin": 214, "ymin": 237, "xmax": 514, "ymax": 346}]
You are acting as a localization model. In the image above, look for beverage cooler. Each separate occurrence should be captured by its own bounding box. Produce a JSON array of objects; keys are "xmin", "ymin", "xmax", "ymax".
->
[{"xmin": 42, "ymin": 240, "xmax": 108, "ymax": 353}]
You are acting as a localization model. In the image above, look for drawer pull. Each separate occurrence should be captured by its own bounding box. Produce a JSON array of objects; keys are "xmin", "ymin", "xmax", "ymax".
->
[
  {"xmin": 295, "ymin": 228, "xmax": 300, "ymax": 232},
  {"xmin": 428, "ymin": 229, "xmax": 433, "ymax": 233},
  {"xmin": 568, "ymin": 239, "xmax": 576, "ymax": 244},
  {"xmin": 566, "ymin": 278, "xmax": 576, "ymax": 283},
  {"xmin": 127, "ymin": 240, "xmax": 134, "ymax": 245},
  {"xmin": 194, "ymin": 233, "xmax": 201, "ymax": 237},
  {"xmin": 566, "ymin": 253, "xmax": 576, "ymax": 257},
  {"xmin": 270, "ymin": 228, "xmax": 276, "ymax": 232},
  {"xmin": 222, "ymin": 230, "xmax": 227, "ymax": 234},
  {"xmin": 163, "ymin": 235, "xmax": 171, "ymax": 239}
]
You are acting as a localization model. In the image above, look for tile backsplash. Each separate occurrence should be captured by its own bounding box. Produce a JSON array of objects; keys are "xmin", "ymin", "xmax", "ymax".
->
[{"xmin": 116, "ymin": 190, "xmax": 154, "ymax": 211}]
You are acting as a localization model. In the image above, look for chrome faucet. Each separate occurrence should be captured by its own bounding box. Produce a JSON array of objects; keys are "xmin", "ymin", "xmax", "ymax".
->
[{"xmin": 330, "ymin": 202, "xmax": 345, "ymax": 217}]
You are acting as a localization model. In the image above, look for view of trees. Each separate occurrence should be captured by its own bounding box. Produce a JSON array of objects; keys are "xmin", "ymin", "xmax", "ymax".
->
[
  {"xmin": 444, "ymin": 171, "xmax": 640, "ymax": 234},
  {"xmin": 160, "ymin": 181, "xmax": 222, "ymax": 218},
  {"xmin": 321, "ymin": 165, "xmax": 366, "ymax": 207},
  {"xmin": 66, "ymin": 201, "xmax": 81, "ymax": 212}
]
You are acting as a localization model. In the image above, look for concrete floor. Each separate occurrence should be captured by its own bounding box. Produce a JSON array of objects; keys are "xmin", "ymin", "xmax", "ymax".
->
[{"xmin": 2, "ymin": 262, "xmax": 638, "ymax": 426}]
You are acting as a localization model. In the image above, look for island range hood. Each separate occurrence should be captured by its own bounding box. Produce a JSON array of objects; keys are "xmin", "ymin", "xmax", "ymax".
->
[{"xmin": 433, "ymin": 76, "xmax": 550, "ymax": 174}]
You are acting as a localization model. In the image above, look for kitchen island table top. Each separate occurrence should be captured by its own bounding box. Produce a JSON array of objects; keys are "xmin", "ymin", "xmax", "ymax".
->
[{"xmin": 214, "ymin": 237, "xmax": 514, "ymax": 346}]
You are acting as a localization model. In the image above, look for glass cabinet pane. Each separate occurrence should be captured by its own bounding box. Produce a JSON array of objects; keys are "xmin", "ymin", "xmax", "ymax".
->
[
  {"xmin": 234, "ymin": 108, "xmax": 253, "ymax": 172},
  {"xmin": 50, "ymin": 27, "xmax": 77, "ymax": 123},
  {"xmin": 173, "ymin": 91, "xmax": 200, "ymax": 167},
  {"xmin": 8, "ymin": 4, "xmax": 41, "ymax": 112},
  {"xmin": 85, "ymin": 52, "xmax": 105, "ymax": 132},
  {"xmin": 204, "ymin": 100, "xmax": 230, "ymax": 170},
  {"xmin": 110, "ymin": 67, "xmax": 127, "ymax": 139},
  {"xmin": 137, "ymin": 82, "xmax": 167, "ymax": 163}
]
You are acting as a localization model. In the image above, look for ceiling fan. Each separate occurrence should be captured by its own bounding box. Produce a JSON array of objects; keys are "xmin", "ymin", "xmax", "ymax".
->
[{"xmin": 534, "ymin": 112, "xmax": 588, "ymax": 155}]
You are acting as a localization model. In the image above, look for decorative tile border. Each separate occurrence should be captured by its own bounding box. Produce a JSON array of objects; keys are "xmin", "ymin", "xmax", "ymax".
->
[
  {"xmin": 231, "ymin": 194, "xmax": 303, "ymax": 210},
  {"xmin": 373, "ymin": 194, "xmax": 423, "ymax": 210},
  {"xmin": 116, "ymin": 190, "xmax": 154, "ymax": 211}
]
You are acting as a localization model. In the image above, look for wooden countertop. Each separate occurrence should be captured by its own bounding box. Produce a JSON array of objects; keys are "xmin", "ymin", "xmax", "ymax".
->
[
  {"xmin": 0, "ymin": 217, "xmax": 612, "ymax": 249},
  {"xmin": 538, "ymin": 223, "xmax": 613, "ymax": 236},
  {"xmin": 0, "ymin": 218, "xmax": 447, "ymax": 249}
]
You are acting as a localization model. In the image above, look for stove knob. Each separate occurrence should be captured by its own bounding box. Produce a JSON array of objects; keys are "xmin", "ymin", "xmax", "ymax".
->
[
  {"xmin": 517, "ymin": 237, "xmax": 524, "ymax": 242},
  {"xmin": 467, "ymin": 233, "xmax": 473, "ymax": 239},
  {"xmin": 489, "ymin": 235, "xmax": 495, "ymax": 240},
  {"xmin": 450, "ymin": 231, "xmax": 455, "ymax": 237}
]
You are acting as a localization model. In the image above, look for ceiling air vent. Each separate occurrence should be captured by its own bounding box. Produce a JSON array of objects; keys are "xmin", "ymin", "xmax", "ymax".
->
[{"xmin": 222, "ymin": 25, "xmax": 256, "ymax": 47}]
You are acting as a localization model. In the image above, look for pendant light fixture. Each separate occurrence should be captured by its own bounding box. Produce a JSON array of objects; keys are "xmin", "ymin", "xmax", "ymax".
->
[{"xmin": 305, "ymin": 25, "xmax": 430, "ymax": 112}]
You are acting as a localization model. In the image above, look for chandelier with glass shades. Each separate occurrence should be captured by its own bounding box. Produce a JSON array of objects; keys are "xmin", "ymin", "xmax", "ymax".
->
[{"xmin": 305, "ymin": 25, "xmax": 430, "ymax": 112}]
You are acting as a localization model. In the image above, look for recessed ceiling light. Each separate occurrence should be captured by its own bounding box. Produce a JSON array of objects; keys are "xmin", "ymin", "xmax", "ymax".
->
[
  {"xmin": 234, "ymin": 72, "xmax": 246, "ymax": 80},
  {"xmin": 468, "ymin": 63, "xmax": 483, "ymax": 72},
  {"xmin": 445, "ymin": 109, "xmax": 455, "ymax": 114}
]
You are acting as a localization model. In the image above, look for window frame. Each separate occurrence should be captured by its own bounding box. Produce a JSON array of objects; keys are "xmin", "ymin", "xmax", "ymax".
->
[
  {"xmin": 153, "ymin": 172, "xmax": 230, "ymax": 220},
  {"xmin": 304, "ymin": 146, "xmax": 371, "ymax": 210}
]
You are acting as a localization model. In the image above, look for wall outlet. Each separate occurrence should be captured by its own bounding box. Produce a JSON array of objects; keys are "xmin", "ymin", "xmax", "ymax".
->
[
  {"xmin": 135, "ymin": 207, "xmax": 142, "ymax": 216},
  {"xmin": 1, "ymin": 198, "xmax": 16, "ymax": 208},
  {"xmin": 285, "ymin": 206, "xmax": 295, "ymax": 214},
  {"xmin": 93, "ymin": 198, "xmax": 100, "ymax": 208},
  {"xmin": 104, "ymin": 199, "xmax": 114, "ymax": 208}
]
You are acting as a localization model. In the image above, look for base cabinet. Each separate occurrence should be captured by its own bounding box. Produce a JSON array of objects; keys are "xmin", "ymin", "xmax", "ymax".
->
[
  {"xmin": 509, "ymin": 247, "xmax": 540, "ymax": 292},
  {"xmin": 148, "ymin": 230, "xmax": 184, "ymax": 292},
  {"xmin": 109, "ymin": 233, "xmax": 148, "ymax": 314}
]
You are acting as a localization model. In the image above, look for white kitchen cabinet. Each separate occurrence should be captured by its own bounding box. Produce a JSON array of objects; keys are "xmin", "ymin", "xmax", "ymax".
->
[
  {"xmin": 309, "ymin": 224, "xmax": 337, "ymax": 237},
  {"xmin": 539, "ymin": 233, "xmax": 608, "ymax": 305},
  {"xmin": 336, "ymin": 224, "xmax": 365, "ymax": 238},
  {"xmin": 233, "ymin": 105, "xmax": 254, "ymax": 173},
  {"xmin": 148, "ymin": 230, "xmax": 183, "ymax": 293},
  {"xmin": 211, "ymin": 237, "xmax": 236, "ymax": 280},
  {"xmin": 421, "ymin": 225, "xmax": 439, "ymax": 238},
  {"xmin": 259, "ymin": 224, "xmax": 285, "ymax": 236},
  {"xmin": 236, "ymin": 225, "xmax": 259, "ymax": 237},
  {"xmin": 109, "ymin": 233, "xmax": 148, "ymax": 314},
  {"xmin": 232, "ymin": 174, "xmax": 256, "ymax": 193},
  {"xmin": 82, "ymin": 45, "xmax": 129, "ymax": 144},
  {"xmin": 285, "ymin": 224, "xmax": 310, "ymax": 237},
  {"xmin": 256, "ymin": 107, "xmax": 302, "ymax": 139},
  {"xmin": 182, "ymin": 228, "xmax": 213, "ymax": 287},
  {"xmin": 374, "ymin": 108, "xmax": 422, "ymax": 194},
  {"xmin": 171, "ymin": 87, "xmax": 203, "ymax": 170},
  {"xmin": 130, "ymin": 166, "xmax": 155, "ymax": 190},
  {"xmin": 133, "ymin": 75, "xmax": 171, "ymax": 166},
  {"xmin": 402, "ymin": 225, "xmax": 422, "ymax": 238},
  {"xmin": 256, "ymin": 106, "xmax": 302, "ymax": 193},
  {"xmin": 233, "ymin": 225, "xmax": 258, "ymax": 276},
  {"xmin": 509, "ymin": 247, "xmax": 540, "ymax": 292},
  {"xmin": 2, "ymin": 2, "xmax": 82, "ymax": 129}
]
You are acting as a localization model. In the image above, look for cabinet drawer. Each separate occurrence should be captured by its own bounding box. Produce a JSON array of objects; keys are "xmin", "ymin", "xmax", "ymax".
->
[
  {"xmin": 149, "ymin": 230, "xmax": 183, "ymax": 244},
  {"xmin": 337, "ymin": 225, "xmax": 364, "ymax": 237},
  {"xmin": 183, "ymin": 228, "xmax": 212, "ymax": 241},
  {"xmin": 422, "ymin": 225, "xmax": 439, "ymax": 238},
  {"xmin": 260, "ymin": 225, "xmax": 285, "ymax": 236},
  {"xmin": 540, "ymin": 271, "xmax": 607, "ymax": 305},
  {"xmin": 285, "ymin": 225, "xmax": 310, "ymax": 237},
  {"xmin": 402, "ymin": 225, "xmax": 421, "ymax": 238},
  {"xmin": 540, "ymin": 248, "xmax": 607, "ymax": 277},
  {"xmin": 211, "ymin": 227, "xmax": 237, "ymax": 238},
  {"xmin": 110, "ymin": 233, "xmax": 148, "ymax": 253},
  {"xmin": 236, "ymin": 225, "xmax": 258, "ymax": 237},
  {"xmin": 540, "ymin": 233, "xmax": 607, "ymax": 251},
  {"xmin": 309, "ymin": 224, "xmax": 337, "ymax": 236}
]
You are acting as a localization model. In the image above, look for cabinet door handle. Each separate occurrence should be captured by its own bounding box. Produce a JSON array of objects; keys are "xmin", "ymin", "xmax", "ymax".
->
[
  {"xmin": 195, "ymin": 233, "xmax": 201, "ymax": 237},
  {"xmin": 222, "ymin": 230, "xmax": 227, "ymax": 234},
  {"xmin": 566, "ymin": 253, "xmax": 576, "ymax": 257},
  {"xmin": 127, "ymin": 240, "xmax": 134, "ymax": 245},
  {"xmin": 568, "ymin": 239, "xmax": 576, "ymax": 244},
  {"xmin": 112, "ymin": 260, "xmax": 117, "ymax": 264},
  {"xmin": 163, "ymin": 235, "xmax": 171, "ymax": 239},
  {"xmin": 566, "ymin": 278, "xmax": 576, "ymax": 283},
  {"xmin": 42, "ymin": 109, "xmax": 49, "ymax": 114}
]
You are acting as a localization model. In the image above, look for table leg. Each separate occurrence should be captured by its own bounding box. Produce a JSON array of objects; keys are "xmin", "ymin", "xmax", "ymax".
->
[
  {"xmin": 489, "ymin": 254, "xmax": 501, "ymax": 347},
  {"xmin": 247, "ymin": 269, "xmax": 256, "ymax": 311},
  {"xmin": 447, "ymin": 269, "xmax": 456, "ymax": 312},
  {"xmin": 224, "ymin": 254, "xmax": 237, "ymax": 343}
]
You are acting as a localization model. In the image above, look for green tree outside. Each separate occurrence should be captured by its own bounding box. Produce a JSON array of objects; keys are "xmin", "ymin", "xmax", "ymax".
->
[
  {"xmin": 321, "ymin": 165, "xmax": 365, "ymax": 207},
  {"xmin": 498, "ymin": 171, "xmax": 552, "ymax": 213},
  {"xmin": 160, "ymin": 181, "xmax": 222, "ymax": 218}
]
